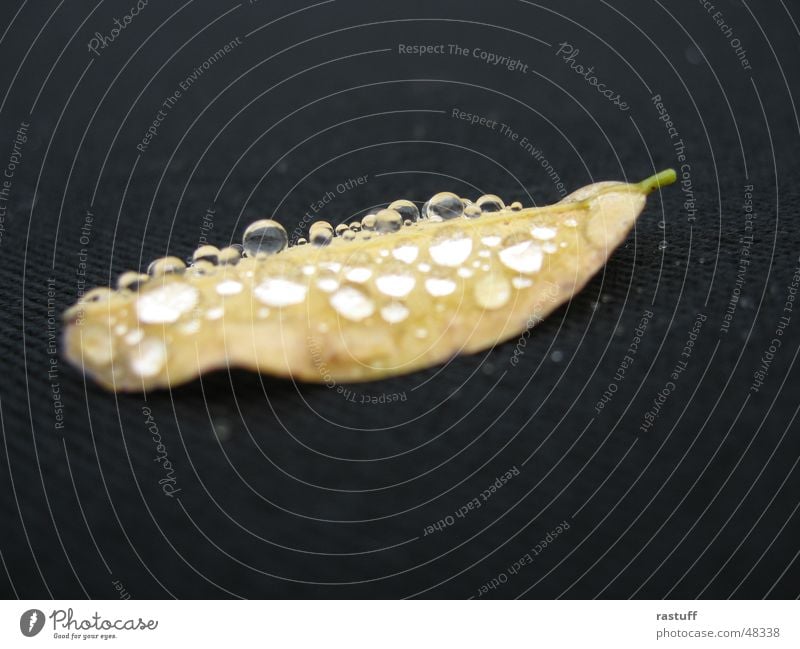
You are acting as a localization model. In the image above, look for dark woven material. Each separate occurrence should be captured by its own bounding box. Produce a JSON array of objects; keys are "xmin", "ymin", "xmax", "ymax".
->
[{"xmin": 1, "ymin": 0, "xmax": 798, "ymax": 598}]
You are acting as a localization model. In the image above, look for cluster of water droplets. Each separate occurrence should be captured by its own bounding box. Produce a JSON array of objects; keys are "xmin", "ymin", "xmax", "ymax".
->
[{"xmin": 72, "ymin": 190, "xmax": 576, "ymax": 379}]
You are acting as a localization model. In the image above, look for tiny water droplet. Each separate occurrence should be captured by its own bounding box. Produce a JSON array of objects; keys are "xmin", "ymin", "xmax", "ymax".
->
[
  {"xmin": 316, "ymin": 268, "xmax": 341, "ymax": 292},
  {"xmin": 218, "ymin": 246, "xmax": 242, "ymax": 265},
  {"xmin": 330, "ymin": 285, "xmax": 375, "ymax": 321},
  {"xmin": 206, "ymin": 306, "xmax": 224, "ymax": 320},
  {"xmin": 216, "ymin": 279, "xmax": 243, "ymax": 296},
  {"xmin": 361, "ymin": 214, "xmax": 377, "ymax": 231},
  {"xmin": 464, "ymin": 205, "xmax": 482, "ymax": 219},
  {"xmin": 476, "ymin": 194, "xmax": 505, "ymax": 213},
  {"xmin": 343, "ymin": 252, "xmax": 372, "ymax": 283},
  {"xmin": 186, "ymin": 260, "xmax": 216, "ymax": 278},
  {"xmin": 381, "ymin": 301, "xmax": 410, "ymax": 323},
  {"xmin": 137, "ymin": 282, "xmax": 199, "ymax": 324},
  {"xmin": 81, "ymin": 286, "xmax": 114, "ymax": 304},
  {"xmin": 148, "ymin": 256, "xmax": 186, "ymax": 276},
  {"xmin": 530, "ymin": 226, "xmax": 557, "ymax": 240},
  {"xmin": 425, "ymin": 271, "xmax": 457, "ymax": 297},
  {"xmin": 498, "ymin": 233, "xmax": 543, "ymax": 274},
  {"xmin": 375, "ymin": 262, "xmax": 416, "ymax": 297},
  {"xmin": 254, "ymin": 276, "xmax": 308, "ymax": 307},
  {"xmin": 375, "ymin": 208, "xmax": 403, "ymax": 233},
  {"xmin": 193, "ymin": 245, "xmax": 220, "ymax": 265},
  {"xmin": 124, "ymin": 329, "xmax": 144, "ymax": 345},
  {"xmin": 392, "ymin": 241, "xmax": 419, "ymax": 264},
  {"xmin": 429, "ymin": 226, "xmax": 473, "ymax": 267},
  {"xmin": 310, "ymin": 221, "xmax": 334, "ymax": 247},
  {"xmin": 480, "ymin": 231, "xmax": 502, "ymax": 247},
  {"xmin": 118, "ymin": 272, "xmax": 149, "ymax": 291},
  {"xmin": 474, "ymin": 272, "xmax": 511, "ymax": 309},
  {"xmin": 130, "ymin": 339, "xmax": 167, "ymax": 378}
]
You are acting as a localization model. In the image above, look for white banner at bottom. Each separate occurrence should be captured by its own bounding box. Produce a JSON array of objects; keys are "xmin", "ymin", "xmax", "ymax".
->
[{"xmin": 0, "ymin": 600, "xmax": 797, "ymax": 648}]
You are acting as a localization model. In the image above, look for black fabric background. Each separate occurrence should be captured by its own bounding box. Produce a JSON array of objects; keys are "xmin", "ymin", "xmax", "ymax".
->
[{"xmin": 0, "ymin": 0, "xmax": 798, "ymax": 599}]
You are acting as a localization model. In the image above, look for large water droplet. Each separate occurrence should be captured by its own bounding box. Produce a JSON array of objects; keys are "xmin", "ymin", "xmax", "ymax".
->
[
  {"xmin": 388, "ymin": 199, "xmax": 420, "ymax": 223},
  {"xmin": 243, "ymin": 219, "xmax": 288, "ymax": 257},
  {"xmin": 137, "ymin": 282, "xmax": 199, "ymax": 323},
  {"xmin": 375, "ymin": 208, "xmax": 403, "ymax": 233},
  {"xmin": 330, "ymin": 285, "xmax": 375, "ymax": 321},
  {"xmin": 426, "ymin": 192, "xmax": 464, "ymax": 220},
  {"xmin": 375, "ymin": 262, "xmax": 416, "ymax": 297},
  {"xmin": 429, "ymin": 227, "xmax": 473, "ymax": 266},
  {"xmin": 476, "ymin": 194, "xmax": 505, "ymax": 213},
  {"xmin": 474, "ymin": 273, "xmax": 511, "ymax": 310},
  {"xmin": 498, "ymin": 234, "xmax": 543, "ymax": 274}
]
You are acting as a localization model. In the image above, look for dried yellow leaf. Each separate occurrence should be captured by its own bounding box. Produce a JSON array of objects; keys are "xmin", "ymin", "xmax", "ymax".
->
[{"xmin": 62, "ymin": 170, "xmax": 676, "ymax": 391}]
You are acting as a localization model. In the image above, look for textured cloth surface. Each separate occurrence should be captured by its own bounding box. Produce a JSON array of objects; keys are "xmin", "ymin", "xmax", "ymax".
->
[{"xmin": 0, "ymin": 0, "xmax": 799, "ymax": 599}]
